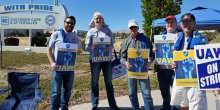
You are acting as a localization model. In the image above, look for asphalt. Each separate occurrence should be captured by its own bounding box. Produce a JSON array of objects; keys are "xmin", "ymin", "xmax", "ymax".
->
[{"xmin": 69, "ymin": 90, "xmax": 217, "ymax": 110}]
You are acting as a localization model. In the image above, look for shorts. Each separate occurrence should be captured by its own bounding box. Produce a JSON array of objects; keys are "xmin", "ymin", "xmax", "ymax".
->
[
  {"xmin": 170, "ymin": 79, "xmax": 207, "ymax": 110},
  {"xmin": 170, "ymin": 85, "xmax": 187, "ymax": 107}
]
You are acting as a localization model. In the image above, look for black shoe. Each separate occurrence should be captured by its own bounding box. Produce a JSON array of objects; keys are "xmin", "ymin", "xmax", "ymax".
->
[
  {"xmin": 91, "ymin": 106, "xmax": 97, "ymax": 110},
  {"xmin": 110, "ymin": 105, "xmax": 120, "ymax": 110}
]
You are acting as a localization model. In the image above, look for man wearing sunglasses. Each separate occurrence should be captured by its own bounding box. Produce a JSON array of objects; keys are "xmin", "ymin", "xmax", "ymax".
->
[
  {"xmin": 120, "ymin": 19, "xmax": 154, "ymax": 110},
  {"xmin": 47, "ymin": 16, "xmax": 81, "ymax": 110},
  {"xmin": 171, "ymin": 13, "xmax": 208, "ymax": 110}
]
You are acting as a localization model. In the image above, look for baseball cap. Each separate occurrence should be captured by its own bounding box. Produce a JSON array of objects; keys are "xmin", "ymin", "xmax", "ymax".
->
[
  {"xmin": 165, "ymin": 15, "xmax": 176, "ymax": 22},
  {"xmin": 181, "ymin": 13, "xmax": 196, "ymax": 22},
  {"xmin": 128, "ymin": 19, "xmax": 139, "ymax": 28}
]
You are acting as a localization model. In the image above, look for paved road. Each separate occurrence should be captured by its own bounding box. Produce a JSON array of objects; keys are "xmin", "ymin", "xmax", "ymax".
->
[{"xmin": 69, "ymin": 90, "xmax": 217, "ymax": 110}]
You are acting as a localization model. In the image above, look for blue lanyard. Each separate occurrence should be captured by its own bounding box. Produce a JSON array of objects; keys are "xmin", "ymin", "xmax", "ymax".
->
[{"xmin": 58, "ymin": 29, "xmax": 69, "ymax": 43}]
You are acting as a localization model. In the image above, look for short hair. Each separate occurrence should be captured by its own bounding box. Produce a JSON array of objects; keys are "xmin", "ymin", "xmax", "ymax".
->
[
  {"xmin": 64, "ymin": 16, "xmax": 76, "ymax": 25},
  {"xmin": 181, "ymin": 13, "xmax": 196, "ymax": 22}
]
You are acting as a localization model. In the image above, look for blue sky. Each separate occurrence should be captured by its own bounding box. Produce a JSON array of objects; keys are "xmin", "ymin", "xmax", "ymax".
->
[{"xmin": 1, "ymin": 0, "xmax": 220, "ymax": 31}]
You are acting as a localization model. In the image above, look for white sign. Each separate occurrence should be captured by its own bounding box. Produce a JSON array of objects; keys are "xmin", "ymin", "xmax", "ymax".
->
[
  {"xmin": 194, "ymin": 43, "xmax": 220, "ymax": 90},
  {"xmin": 0, "ymin": 4, "xmax": 60, "ymax": 14},
  {"xmin": 0, "ymin": 14, "xmax": 59, "ymax": 29}
]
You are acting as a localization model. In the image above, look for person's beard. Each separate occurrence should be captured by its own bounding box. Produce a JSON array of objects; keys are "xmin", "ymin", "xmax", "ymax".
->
[{"xmin": 65, "ymin": 27, "xmax": 73, "ymax": 32}]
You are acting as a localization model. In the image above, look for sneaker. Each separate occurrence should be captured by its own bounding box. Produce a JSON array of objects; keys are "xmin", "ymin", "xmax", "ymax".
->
[
  {"xmin": 91, "ymin": 106, "xmax": 97, "ymax": 110},
  {"xmin": 110, "ymin": 105, "xmax": 120, "ymax": 110}
]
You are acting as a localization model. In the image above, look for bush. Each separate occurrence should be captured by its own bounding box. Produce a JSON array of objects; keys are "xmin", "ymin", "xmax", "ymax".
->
[
  {"xmin": 80, "ymin": 38, "xmax": 86, "ymax": 51},
  {"xmin": 31, "ymin": 36, "xmax": 47, "ymax": 47},
  {"xmin": 4, "ymin": 37, "xmax": 19, "ymax": 46},
  {"xmin": 202, "ymin": 32, "xmax": 217, "ymax": 42}
]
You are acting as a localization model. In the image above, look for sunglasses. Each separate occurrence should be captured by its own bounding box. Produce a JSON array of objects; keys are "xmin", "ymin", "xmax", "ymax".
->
[
  {"xmin": 130, "ymin": 26, "xmax": 138, "ymax": 29},
  {"xmin": 65, "ymin": 21, "xmax": 74, "ymax": 25}
]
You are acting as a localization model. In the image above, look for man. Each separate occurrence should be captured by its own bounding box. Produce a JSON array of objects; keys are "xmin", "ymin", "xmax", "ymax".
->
[
  {"xmin": 171, "ymin": 13, "xmax": 208, "ymax": 110},
  {"xmin": 120, "ymin": 19, "xmax": 154, "ymax": 110},
  {"xmin": 153, "ymin": 15, "xmax": 179, "ymax": 110},
  {"xmin": 47, "ymin": 16, "xmax": 81, "ymax": 110}
]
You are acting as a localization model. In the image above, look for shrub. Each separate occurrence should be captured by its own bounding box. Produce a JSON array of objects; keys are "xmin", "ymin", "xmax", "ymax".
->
[
  {"xmin": 31, "ymin": 31, "xmax": 51, "ymax": 47},
  {"xmin": 4, "ymin": 37, "xmax": 19, "ymax": 46},
  {"xmin": 202, "ymin": 32, "xmax": 217, "ymax": 42},
  {"xmin": 31, "ymin": 36, "xmax": 47, "ymax": 47}
]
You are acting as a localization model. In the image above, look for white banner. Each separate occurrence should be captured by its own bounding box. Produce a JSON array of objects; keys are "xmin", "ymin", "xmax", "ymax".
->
[
  {"xmin": 0, "ymin": 14, "xmax": 59, "ymax": 29},
  {"xmin": 0, "ymin": 4, "xmax": 60, "ymax": 14}
]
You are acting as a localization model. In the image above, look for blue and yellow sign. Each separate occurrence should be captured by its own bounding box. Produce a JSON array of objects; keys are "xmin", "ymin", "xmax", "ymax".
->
[
  {"xmin": 173, "ymin": 50, "xmax": 198, "ymax": 87},
  {"xmin": 127, "ymin": 48, "xmax": 149, "ymax": 79}
]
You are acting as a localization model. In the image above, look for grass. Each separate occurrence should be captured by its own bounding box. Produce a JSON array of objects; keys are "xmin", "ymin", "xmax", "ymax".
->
[
  {"xmin": 0, "ymin": 51, "xmax": 159, "ymax": 109},
  {"xmin": 2, "ymin": 51, "xmax": 49, "ymax": 68}
]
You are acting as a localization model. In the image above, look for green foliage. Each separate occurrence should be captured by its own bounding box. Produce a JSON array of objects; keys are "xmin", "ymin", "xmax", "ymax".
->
[
  {"xmin": 4, "ymin": 37, "xmax": 19, "ymax": 46},
  {"xmin": 77, "ymin": 31, "xmax": 87, "ymax": 38},
  {"xmin": 31, "ymin": 31, "xmax": 51, "ymax": 47},
  {"xmin": 150, "ymin": 75, "xmax": 159, "ymax": 90},
  {"xmin": 141, "ymin": 0, "xmax": 182, "ymax": 41},
  {"xmin": 113, "ymin": 32, "xmax": 128, "ymax": 39},
  {"xmin": 31, "ymin": 36, "xmax": 47, "ymax": 46},
  {"xmin": 202, "ymin": 32, "xmax": 217, "ymax": 42},
  {"xmin": 121, "ymin": 32, "xmax": 127, "ymax": 39}
]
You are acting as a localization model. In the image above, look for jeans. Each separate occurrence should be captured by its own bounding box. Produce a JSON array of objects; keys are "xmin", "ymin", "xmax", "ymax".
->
[
  {"xmin": 127, "ymin": 77, "xmax": 154, "ymax": 110},
  {"xmin": 90, "ymin": 61, "xmax": 117, "ymax": 107},
  {"xmin": 50, "ymin": 70, "xmax": 74, "ymax": 110},
  {"xmin": 157, "ymin": 68, "xmax": 174, "ymax": 110}
]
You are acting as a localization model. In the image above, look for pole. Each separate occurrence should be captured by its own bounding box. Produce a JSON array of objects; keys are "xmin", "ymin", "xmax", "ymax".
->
[
  {"xmin": 54, "ymin": 0, "xmax": 58, "ymax": 6},
  {"xmin": 29, "ymin": 0, "xmax": 32, "ymax": 46},
  {"xmin": 0, "ymin": 40, "xmax": 2, "ymax": 69}
]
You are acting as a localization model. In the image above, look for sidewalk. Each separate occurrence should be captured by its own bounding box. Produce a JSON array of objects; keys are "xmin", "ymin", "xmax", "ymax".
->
[{"xmin": 70, "ymin": 90, "xmax": 216, "ymax": 110}]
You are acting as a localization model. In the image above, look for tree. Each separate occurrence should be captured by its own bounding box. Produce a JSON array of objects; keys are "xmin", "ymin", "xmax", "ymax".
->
[
  {"xmin": 141, "ymin": 0, "xmax": 182, "ymax": 41},
  {"xmin": 202, "ymin": 32, "xmax": 217, "ymax": 42}
]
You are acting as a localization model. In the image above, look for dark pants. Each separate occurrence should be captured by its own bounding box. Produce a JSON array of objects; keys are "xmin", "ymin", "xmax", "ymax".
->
[
  {"xmin": 90, "ymin": 61, "xmax": 117, "ymax": 108},
  {"xmin": 157, "ymin": 68, "xmax": 174, "ymax": 110}
]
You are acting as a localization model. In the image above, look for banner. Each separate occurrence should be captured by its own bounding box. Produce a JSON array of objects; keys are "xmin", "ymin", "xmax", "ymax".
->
[
  {"xmin": 0, "ymin": 14, "xmax": 59, "ymax": 29},
  {"xmin": 127, "ymin": 48, "xmax": 149, "ymax": 79},
  {"xmin": 194, "ymin": 43, "xmax": 220, "ymax": 90},
  {"xmin": 56, "ymin": 43, "xmax": 78, "ymax": 71},
  {"xmin": 154, "ymin": 33, "xmax": 177, "ymax": 65},
  {"xmin": 92, "ymin": 37, "xmax": 111, "ymax": 62},
  {"xmin": 173, "ymin": 50, "xmax": 198, "ymax": 87}
]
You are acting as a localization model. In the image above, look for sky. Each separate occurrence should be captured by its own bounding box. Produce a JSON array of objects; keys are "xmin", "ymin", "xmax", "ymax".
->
[{"xmin": 1, "ymin": 0, "xmax": 220, "ymax": 31}]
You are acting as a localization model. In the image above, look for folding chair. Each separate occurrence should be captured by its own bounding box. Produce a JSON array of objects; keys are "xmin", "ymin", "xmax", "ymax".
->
[{"xmin": 0, "ymin": 72, "xmax": 43, "ymax": 110}]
